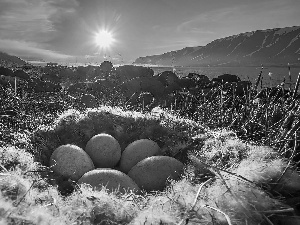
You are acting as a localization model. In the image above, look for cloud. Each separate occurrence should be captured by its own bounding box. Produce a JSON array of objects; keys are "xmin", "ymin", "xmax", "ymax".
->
[
  {"xmin": 0, "ymin": 0, "xmax": 205, "ymax": 62},
  {"xmin": 147, "ymin": 40, "xmax": 199, "ymax": 50},
  {"xmin": 0, "ymin": 0, "xmax": 63, "ymax": 60},
  {"xmin": 1, "ymin": 0, "xmax": 299, "ymax": 64},
  {"xmin": 0, "ymin": 0, "xmax": 86, "ymax": 61},
  {"xmin": 0, "ymin": 2, "xmax": 74, "ymax": 41},
  {"xmin": 0, "ymin": 0, "xmax": 55, "ymax": 35},
  {"xmin": 0, "ymin": 39, "xmax": 72, "ymax": 61},
  {"xmin": 177, "ymin": 0, "xmax": 300, "ymax": 38},
  {"xmin": 177, "ymin": 7, "xmax": 237, "ymax": 33}
]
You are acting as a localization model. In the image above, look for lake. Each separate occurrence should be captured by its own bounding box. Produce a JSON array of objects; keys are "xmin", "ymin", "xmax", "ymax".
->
[{"xmin": 151, "ymin": 66, "xmax": 300, "ymax": 89}]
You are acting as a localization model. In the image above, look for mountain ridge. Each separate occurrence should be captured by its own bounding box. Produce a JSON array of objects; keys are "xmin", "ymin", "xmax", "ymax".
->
[
  {"xmin": 134, "ymin": 26, "xmax": 300, "ymax": 67},
  {"xmin": 0, "ymin": 51, "xmax": 27, "ymax": 67}
]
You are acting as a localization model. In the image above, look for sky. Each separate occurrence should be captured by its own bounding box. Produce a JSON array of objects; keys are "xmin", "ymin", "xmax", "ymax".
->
[{"xmin": 0, "ymin": 0, "xmax": 299, "ymax": 65}]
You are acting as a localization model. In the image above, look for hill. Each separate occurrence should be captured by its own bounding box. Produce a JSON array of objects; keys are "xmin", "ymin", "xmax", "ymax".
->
[
  {"xmin": 134, "ymin": 26, "xmax": 300, "ymax": 67},
  {"xmin": 0, "ymin": 51, "xmax": 27, "ymax": 67}
]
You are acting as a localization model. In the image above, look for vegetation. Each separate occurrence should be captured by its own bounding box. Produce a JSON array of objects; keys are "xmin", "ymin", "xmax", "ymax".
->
[{"xmin": 1, "ymin": 67, "xmax": 300, "ymax": 225}]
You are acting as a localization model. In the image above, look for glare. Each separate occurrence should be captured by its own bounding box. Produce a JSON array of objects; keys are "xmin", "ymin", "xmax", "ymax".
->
[{"xmin": 94, "ymin": 30, "xmax": 115, "ymax": 49}]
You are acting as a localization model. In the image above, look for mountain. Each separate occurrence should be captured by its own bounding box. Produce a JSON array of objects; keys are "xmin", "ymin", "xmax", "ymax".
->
[
  {"xmin": 134, "ymin": 26, "xmax": 300, "ymax": 67},
  {"xmin": 0, "ymin": 51, "xmax": 27, "ymax": 67}
]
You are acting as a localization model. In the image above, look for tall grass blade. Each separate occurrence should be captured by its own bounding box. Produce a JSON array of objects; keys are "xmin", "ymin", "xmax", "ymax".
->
[
  {"xmin": 293, "ymin": 72, "xmax": 300, "ymax": 99},
  {"xmin": 288, "ymin": 63, "xmax": 292, "ymax": 90},
  {"xmin": 254, "ymin": 65, "xmax": 263, "ymax": 92}
]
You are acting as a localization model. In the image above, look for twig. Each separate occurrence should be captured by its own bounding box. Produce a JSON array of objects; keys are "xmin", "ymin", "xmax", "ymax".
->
[
  {"xmin": 15, "ymin": 180, "xmax": 36, "ymax": 207},
  {"xmin": 213, "ymin": 167, "xmax": 251, "ymax": 219},
  {"xmin": 189, "ymin": 155, "xmax": 256, "ymax": 185},
  {"xmin": 203, "ymin": 204, "xmax": 233, "ymax": 225},
  {"xmin": 261, "ymin": 208, "xmax": 295, "ymax": 214},
  {"xmin": 262, "ymin": 214, "xmax": 274, "ymax": 225},
  {"xmin": 6, "ymin": 180, "xmax": 36, "ymax": 218},
  {"xmin": 177, "ymin": 178, "xmax": 215, "ymax": 225},
  {"xmin": 191, "ymin": 151, "xmax": 251, "ymax": 221},
  {"xmin": 0, "ymin": 164, "xmax": 8, "ymax": 172},
  {"xmin": 191, "ymin": 178, "xmax": 215, "ymax": 210}
]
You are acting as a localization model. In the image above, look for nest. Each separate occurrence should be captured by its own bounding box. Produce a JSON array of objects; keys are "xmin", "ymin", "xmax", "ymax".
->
[{"xmin": 30, "ymin": 105, "xmax": 206, "ymax": 167}]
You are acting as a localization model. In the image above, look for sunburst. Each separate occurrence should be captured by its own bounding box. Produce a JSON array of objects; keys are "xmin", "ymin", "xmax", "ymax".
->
[{"xmin": 94, "ymin": 30, "xmax": 115, "ymax": 49}]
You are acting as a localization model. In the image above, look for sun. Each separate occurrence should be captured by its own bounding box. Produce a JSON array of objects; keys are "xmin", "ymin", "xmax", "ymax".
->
[{"xmin": 94, "ymin": 30, "xmax": 115, "ymax": 49}]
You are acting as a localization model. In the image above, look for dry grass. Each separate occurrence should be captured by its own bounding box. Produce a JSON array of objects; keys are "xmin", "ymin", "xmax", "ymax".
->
[
  {"xmin": 2, "ymin": 75, "xmax": 300, "ymax": 224},
  {"xmin": 2, "ymin": 105, "xmax": 300, "ymax": 224}
]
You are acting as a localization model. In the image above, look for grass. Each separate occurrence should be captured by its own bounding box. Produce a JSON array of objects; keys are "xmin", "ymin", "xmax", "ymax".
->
[{"xmin": 1, "ymin": 70, "xmax": 300, "ymax": 224}]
